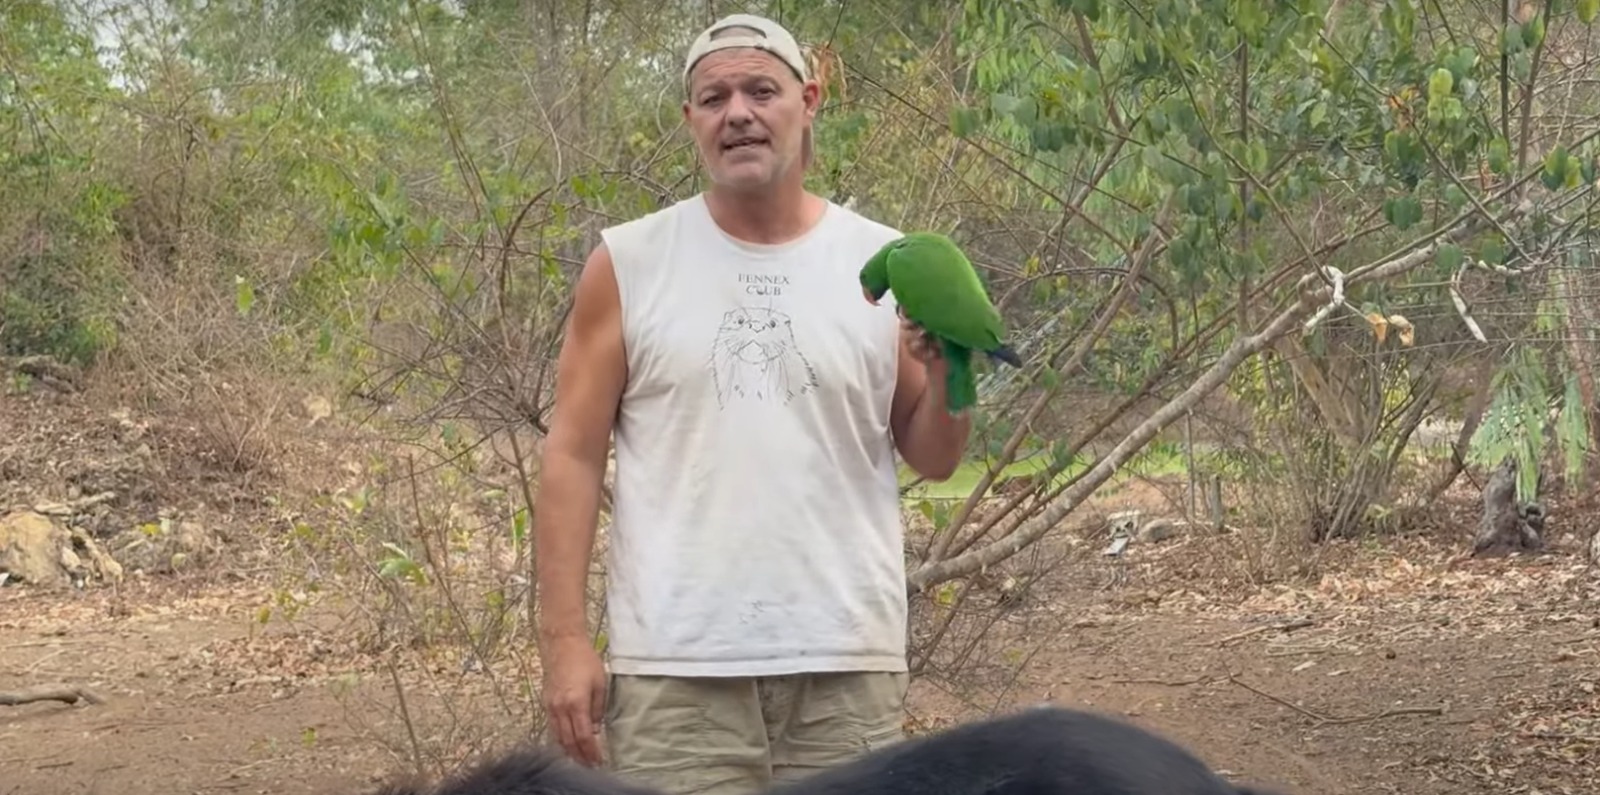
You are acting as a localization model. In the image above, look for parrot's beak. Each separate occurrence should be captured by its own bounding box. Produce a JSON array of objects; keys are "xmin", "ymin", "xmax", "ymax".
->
[{"xmin": 861, "ymin": 286, "xmax": 879, "ymax": 305}]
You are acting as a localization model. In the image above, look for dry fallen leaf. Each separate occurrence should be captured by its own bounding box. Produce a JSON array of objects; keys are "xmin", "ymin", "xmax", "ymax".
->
[
  {"xmin": 1387, "ymin": 313, "xmax": 1415, "ymax": 346},
  {"xmin": 1366, "ymin": 311, "xmax": 1390, "ymax": 343}
]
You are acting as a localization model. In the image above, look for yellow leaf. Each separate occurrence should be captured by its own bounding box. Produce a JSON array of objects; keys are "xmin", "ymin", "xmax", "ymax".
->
[
  {"xmin": 1387, "ymin": 314, "xmax": 1415, "ymax": 347},
  {"xmin": 1366, "ymin": 312, "xmax": 1389, "ymax": 343}
]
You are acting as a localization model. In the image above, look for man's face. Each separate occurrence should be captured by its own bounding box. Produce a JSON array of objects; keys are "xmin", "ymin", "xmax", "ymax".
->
[{"xmin": 683, "ymin": 45, "xmax": 819, "ymax": 192}]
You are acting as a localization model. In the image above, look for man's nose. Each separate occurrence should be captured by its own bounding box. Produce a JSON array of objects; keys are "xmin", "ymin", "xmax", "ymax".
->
[{"xmin": 724, "ymin": 93, "xmax": 754, "ymax": 123}]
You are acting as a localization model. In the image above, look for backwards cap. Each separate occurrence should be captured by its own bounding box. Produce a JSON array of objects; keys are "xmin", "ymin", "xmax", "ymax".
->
[{"xmin": 682, "ymin": 14, "xmax": 809, "ymax": 94}]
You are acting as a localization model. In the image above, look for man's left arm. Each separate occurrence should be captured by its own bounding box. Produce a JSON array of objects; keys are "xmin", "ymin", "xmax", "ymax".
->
[{"xmin": 890, "ymin": 327, "xmax": 971, "ymax": 481}]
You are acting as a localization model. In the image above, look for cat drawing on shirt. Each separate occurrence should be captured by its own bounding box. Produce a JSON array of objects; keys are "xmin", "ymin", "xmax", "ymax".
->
[{"xmin": 707, "ymin": 306, "xmax": 818, "ymax": 408}]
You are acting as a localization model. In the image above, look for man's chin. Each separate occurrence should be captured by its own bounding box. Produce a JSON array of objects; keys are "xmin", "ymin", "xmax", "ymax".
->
[{"xmin": 709, "ymin": 164, "xmax": 778, "ymax": 190}]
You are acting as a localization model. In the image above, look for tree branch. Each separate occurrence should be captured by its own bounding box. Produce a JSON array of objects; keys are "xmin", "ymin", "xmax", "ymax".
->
[{"xmin": 906, "ymin": 226, "xmax": 1483, "ymax": 592}]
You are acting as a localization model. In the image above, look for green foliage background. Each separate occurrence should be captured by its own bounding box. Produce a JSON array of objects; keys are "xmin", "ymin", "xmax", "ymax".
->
[{"xmin": 4, "ymin": 0, "xmax": 1598, "ymax": 559}]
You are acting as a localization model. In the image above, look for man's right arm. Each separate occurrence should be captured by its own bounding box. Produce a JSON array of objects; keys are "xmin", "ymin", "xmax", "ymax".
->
[{"xmin": 533, "ymin": 242, "xmax": 627, "ymax": 646}]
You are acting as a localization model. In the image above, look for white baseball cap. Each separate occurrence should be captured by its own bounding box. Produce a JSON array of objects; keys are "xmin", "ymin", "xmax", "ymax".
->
[{"xmin": 682, "ymin": 14, "xmax": 809, "ymax": 94}]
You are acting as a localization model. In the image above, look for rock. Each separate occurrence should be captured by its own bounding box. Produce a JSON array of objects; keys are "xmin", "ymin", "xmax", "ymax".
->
[
  {"xmin": 33, "ymin": 491, "xmax": 118, "ymax": 517},
  {"xmin": 0, "ymin": 510, "xmax": 122, "ymax": 589},
  {"xmin": 1138, "ymin": 517, "xmax": 1184, "ymax": 543},
  {"xmin": 0, "ymin": 511, "xmax": 71, "ymax": 587}
]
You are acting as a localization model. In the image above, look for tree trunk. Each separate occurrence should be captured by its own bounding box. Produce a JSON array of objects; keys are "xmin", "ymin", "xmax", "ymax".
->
[{"xmin": 1471, "ymin": 458, "xmax": 1544, "ymax": 556}]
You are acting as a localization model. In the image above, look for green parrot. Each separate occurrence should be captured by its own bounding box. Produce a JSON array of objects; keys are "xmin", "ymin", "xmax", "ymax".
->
[{"xmin": 859, "ymin": 231, "xmax": 1022, "ymax": 414}]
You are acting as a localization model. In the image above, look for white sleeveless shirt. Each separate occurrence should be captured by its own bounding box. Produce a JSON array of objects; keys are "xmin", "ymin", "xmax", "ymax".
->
[{"xmin": 598, "ymin": 193, "xmax": 908, "ymax": 677}]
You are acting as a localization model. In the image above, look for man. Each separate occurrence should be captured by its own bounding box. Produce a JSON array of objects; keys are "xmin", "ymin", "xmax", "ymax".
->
[{"xmin": 532, "ymin": 13, "xmax": 971, "ymax": 795}]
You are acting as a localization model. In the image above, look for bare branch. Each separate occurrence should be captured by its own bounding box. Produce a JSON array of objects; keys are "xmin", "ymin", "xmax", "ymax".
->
[{"xmin": 908, "ymin": 223, "xmax": 1487, "ymax": 592}]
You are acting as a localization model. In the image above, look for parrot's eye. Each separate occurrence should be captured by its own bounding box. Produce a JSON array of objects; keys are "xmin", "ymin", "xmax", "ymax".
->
[{"xmin": 768, "ymin": 320, "xmax": 777, "ymax": 329}]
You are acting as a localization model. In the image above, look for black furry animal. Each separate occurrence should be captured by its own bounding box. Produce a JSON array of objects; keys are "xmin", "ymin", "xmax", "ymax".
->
[
  {"xmin": 763, "ymin": 704, "xmax": 1286, "ymax": 795},
  {"xmin": 366, "ymin": 745, "xmax": 658, "ymax": 795},
  {"xmin": 362, "ymin": 704, "xmax": 1287, "ymax": 795}
]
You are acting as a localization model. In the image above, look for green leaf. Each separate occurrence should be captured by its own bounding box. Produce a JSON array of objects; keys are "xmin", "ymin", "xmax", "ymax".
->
[
  {"xmin": 1213, "ymin": 188, "xmax": 1235, "ymax": 221},
  {"xmin": 1581, "ymin": 0, "xmax": 1600, "ymax": 25},
  {"xmin": 1435, "ymin": 243, "xmax": 1465, "ymax": 272},
  {"xmin": 316, "ymin": 322, "xmax": 333, "ymax": 357},
  {"xmin": 1308, "ymin": 101, "xmax": 1328, "ymax": 129},
  {"xmin": 1541, "ymin": 145, "xmax": 1571, "ymax": 191},
  {"xmin": 1245, "ymin": 197, "xmax": 1265, "ymax": 222},
  {"xmin": 1245, "ymin": 140, "xmax": 1268, "ymax": 173},
  {"xmin": 950, "ymin": 106, "xmax": 981, "ymax": 138},
  {"xmin": 1380, "ymin": 0, "xmax": 1416, "ymax": 40},
  {"xmin": 1443, "ymin": 45, "xmax": 1479, "ymax": 81},
  {"xmin": 1478, "ymin": 234, "xmax": 1507, "ymax": 266},
  {"xmin": 1502, "ymin": 23, "xmax": 1526, "ymax": 56},
  {"xmin": 1382, "ymin": 195, "xmax": 1423, "ymax": 230},
  {"xmin": 1145, "ymin": 105, "xmax": 1169, "ymax": 136},
  {"xmin": 990, "ymin": 93, "xmax": 1023, "ymax": 119},
  {"xmin": 1488, "ymin": 137, "xmax": 1511, "ymax": 175},
  {"xmin": 1029, "ymin": 121, "xmax": 1069, "ymax": 152},
  {"xmin": 1522, "ymin": 13, "xmax": 1546, "ymax": 49},
  {"xmin": 512, "ymin": 507, "xmax": 529, "ymax": 545},
  {"xmin": 1048, "ymin": 439, "xmax": 1075, "ymax": 471},
  {"xmin": 1010, "ymin": 96, "xmax": 1039, "ymax": 127},
  {"xmin": 234, "ymin": 276, "xmax": 255, "ymax": 316},
  {"xmin": 1141, "ymin": 144, "xmax": 1165, "ymax": 172},
  {"xmin": 1427, "ymin": 67, "xmax": 1454, "ymax": 101},
  {"xmin": 1382, "ymin": 130, "xmax": 1426, "ymax": 187}
]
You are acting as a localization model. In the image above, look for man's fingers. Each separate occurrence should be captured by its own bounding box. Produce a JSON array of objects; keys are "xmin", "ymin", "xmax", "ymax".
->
[
  {"xmin": 569, "ymin": 704, "xmax": 604, "ymax": 767},
  {"xmin": 590, "ymin": 679, "xmax": 607, "ymax": 726},
  {"xmin": 568, "ymin": 706, "xmax": 598, "ymax": 765},
  {"xmin": 560, "ymin": 709, "xmax": 602, "ymax": 767},
  {"xmin": 550, "ymin": 703, "xmax": 580, "ymax": 759},
  {"xmin": 583, "ymin": 679, "xmax": 607, "ymax": 766},
  {"xmin": 576, "ymin": 726, "xmax": 604, "ymax": 767}
]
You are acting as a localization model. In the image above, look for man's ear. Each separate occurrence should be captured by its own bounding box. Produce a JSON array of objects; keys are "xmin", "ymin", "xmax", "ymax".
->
[{"xmin": 802, "ymin": 79, "xmax": 822, "ymax": 118}]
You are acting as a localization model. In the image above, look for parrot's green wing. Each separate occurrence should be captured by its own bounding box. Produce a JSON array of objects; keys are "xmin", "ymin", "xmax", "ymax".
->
[{"xmin": 884, "ymin": 232, "xmax": 1018, "ymax": 364}]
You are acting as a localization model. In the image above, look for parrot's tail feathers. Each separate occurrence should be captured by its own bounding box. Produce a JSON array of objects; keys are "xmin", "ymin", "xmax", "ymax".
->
[
  {"xmin": 986, "ymin": 343, "xmax": 1023, "ymax": 368},
  {"xmin": 941, "ymin": 340, "xmax": 979, "ymax": 414}
]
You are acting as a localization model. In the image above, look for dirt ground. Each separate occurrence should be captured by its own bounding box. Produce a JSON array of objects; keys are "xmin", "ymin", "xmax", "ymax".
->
[
  {"xmin": 3, "ymin": 523, "xmax": 1597, "ymax": 795},
  {"xmin": 3, "ymin": 384, "xmax": 1598, "ymax": 795}
]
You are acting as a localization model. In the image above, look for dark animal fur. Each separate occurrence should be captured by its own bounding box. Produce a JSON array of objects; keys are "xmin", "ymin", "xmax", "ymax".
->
[
  {"xmin": 763, "ymin": 705, "xmax": 1284, "ymax": 795},
  {"xmin": 363, "ymin": 705, "xmax": 1287, "ymax": 795},
  {"xmin": 367, "ymin": 745, "xmax": 658, "ymax": 795}
]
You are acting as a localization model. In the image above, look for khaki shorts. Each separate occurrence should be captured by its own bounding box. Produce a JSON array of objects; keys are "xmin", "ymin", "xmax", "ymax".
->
[{"xmin": 601, "ymin": 670, "xmax": 910, "ymax": 795}]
